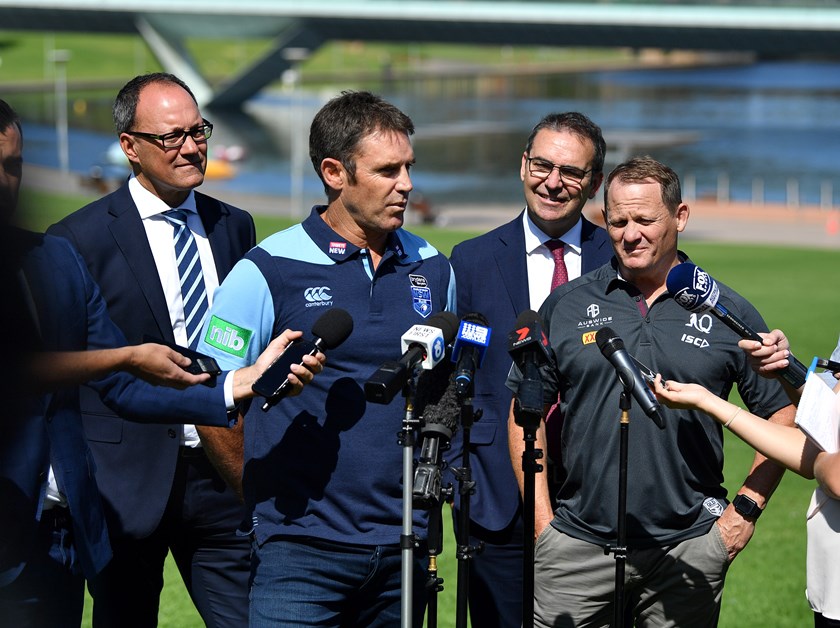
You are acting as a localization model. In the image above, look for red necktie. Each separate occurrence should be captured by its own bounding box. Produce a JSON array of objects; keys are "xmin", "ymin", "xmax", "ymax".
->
[
  {"xmin": 543, "ymin": 240, "xmax": 568, "ymax": 493},
  {"xmin": 545, "ymin": 239, "xmax": 568, "ymax": 290}
]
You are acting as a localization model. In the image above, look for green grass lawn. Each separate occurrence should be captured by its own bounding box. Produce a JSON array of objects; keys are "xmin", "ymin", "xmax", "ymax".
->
[{"xmin": 20, "ymin": 189, "xmax": 840, "ymax": 627}]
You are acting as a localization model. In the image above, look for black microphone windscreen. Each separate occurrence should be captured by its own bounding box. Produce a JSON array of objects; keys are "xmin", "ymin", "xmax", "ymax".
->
[
  {"xmin": 312, "ymin": 308, "xmax": 354, "ymax": 349},
  {"xmin": 427, "ymin": 311, "xmax": 460, "ymax": 344},
  {"xmin": 513, "ymin": 309, "xmax": 541, "ymax": 330},
  {"xmin": 414, "ymin": 359, "xmax": 459, "ymax": 435},
  {"xmin": 463, "ymin": 311, "xmax": 490, "ymax": 327},
  {"xmin": 595, "ymin": 326, "xmax": 623, "ymax": 356}
]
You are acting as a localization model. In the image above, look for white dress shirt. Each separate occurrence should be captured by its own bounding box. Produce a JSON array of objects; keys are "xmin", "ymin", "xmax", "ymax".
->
[
  {"xmin": 523, "ymin": 210, "xmax": 584, "ymax": 311},
  {"xmin": 129, "ymin": 176, "xmax": 221, "ymax": 447}
]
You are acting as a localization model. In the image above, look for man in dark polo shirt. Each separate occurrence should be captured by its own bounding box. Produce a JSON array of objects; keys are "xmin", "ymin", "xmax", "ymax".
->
[{"xmin": 509, "ymin": 156, "xmax": 795, "ymax": 627}]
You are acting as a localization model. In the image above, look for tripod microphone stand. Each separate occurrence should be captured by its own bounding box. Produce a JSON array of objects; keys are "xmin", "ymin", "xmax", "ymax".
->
[
  {"xmin": 513, "ymin": 368, "xmax": 545, "ymax": 628},
  {"xmin": 397, "ymin": 376, "xmax": 421, "ymax": 628},
  {"xmin": 418, "ymin": 475, "xmax": 451, "ymax": 628},
  {"xmin": 604, "ymin": 389, "xmax": 632, "ymax": 628},
  {"xmin": 452, "ymin": 394, "xmax": 483, "ymax": 628}
]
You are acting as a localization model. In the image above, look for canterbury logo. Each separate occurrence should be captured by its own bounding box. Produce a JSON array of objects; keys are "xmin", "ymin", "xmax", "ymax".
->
[{"xmin": 304, "ymin": 286, "xmax": 332, "ymax": 302}]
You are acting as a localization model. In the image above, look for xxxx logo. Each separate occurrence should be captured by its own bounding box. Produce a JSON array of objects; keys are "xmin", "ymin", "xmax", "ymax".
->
[{"xmin": 581, "ymin": 331, "xmax": 597, "ymax": 345}]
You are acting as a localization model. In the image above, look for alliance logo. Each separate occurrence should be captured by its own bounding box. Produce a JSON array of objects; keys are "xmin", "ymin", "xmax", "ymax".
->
[{"xmin": 304, "ymin": 286, "xmax": 333, "ymax": 307}]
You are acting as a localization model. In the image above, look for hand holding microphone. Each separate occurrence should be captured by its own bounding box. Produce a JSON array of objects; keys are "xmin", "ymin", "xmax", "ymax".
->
[
  {"xmin": 666, "ymin": 262, "xmax": 808, "ymax": 389},
  {"xmin": 252, "ymin": 308, "xmax": 354, "ymax": 411}
]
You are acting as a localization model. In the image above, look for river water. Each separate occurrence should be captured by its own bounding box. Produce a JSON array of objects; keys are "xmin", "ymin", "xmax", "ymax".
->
[{"xmin": 18, "ymin": 59, "xmax": 840, "ymax": 209}]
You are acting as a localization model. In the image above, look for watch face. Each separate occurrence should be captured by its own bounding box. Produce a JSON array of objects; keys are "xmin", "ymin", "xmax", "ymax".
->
[{"xmin": 734, "ymin": 495, "xmax": 761, "ymax": 518}]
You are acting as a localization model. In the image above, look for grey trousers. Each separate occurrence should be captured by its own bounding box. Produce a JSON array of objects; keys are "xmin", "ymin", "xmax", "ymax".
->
[{"xmin": 533, "ymin": 523, "xmax": 730, "ymax": 628}]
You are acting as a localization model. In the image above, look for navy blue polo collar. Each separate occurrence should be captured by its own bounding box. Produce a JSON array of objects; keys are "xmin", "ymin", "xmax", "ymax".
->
[{"xmin": 302, "ymin": 206, "xmax": 407, "ymax": 263}]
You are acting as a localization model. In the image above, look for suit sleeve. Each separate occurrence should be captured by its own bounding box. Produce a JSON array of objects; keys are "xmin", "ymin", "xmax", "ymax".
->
[{"xmin": 54, "ymin": 237, "xmax": 233, "ymax": 428}]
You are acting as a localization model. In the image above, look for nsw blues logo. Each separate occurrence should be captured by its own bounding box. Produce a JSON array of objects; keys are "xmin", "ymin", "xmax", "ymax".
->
[{"xmin": 409, "ymin": 274, "xmax": 432, "ymax": 318}]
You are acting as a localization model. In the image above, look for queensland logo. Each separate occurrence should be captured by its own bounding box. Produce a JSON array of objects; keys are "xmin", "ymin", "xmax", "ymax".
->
[
  {"xmin": 204, "ymin": 316, "xmax": 252, "ymax": 358},
  {"xmin": 702, "ymin": 497, "xmax": 725, "ymax": 517},
  {"xmin": 329, "ymin": 241, "xmax": 347, "ymax": 255},
  {"xmin": 409, "ymin": 274, "xmax": 432, "ymax": 318},
  {"xmin": 304, "ymin": 286, "xmax": 333, "ymax": 308},
  {"xmin": 685, "ymin": 312, "xmax": 713, "ymax": 334}
]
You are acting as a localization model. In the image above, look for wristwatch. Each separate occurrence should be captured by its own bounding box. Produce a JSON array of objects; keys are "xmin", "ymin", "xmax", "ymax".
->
[{"xmin": 732, "ymin": 494, "xmax": 763, "ymax": 520}]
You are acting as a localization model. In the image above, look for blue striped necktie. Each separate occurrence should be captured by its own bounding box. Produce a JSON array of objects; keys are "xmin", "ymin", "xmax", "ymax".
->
[{"xmin": 162, "ymin": 209, "xmax": 208, "ymax": 348}]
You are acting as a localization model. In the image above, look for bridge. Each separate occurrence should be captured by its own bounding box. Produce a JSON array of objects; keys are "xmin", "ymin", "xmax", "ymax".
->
[{"xmin": 1, "ymin": 1, "xmax": 838, "ymax": 108}]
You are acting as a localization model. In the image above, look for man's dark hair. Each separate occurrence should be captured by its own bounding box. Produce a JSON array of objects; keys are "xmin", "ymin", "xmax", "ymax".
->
[
  {"xmin": 525, "ymin": 111, "xmax": 606, "ymax": 175},
  {"xmin": 309, "ymin": 90, "xmax": 414, "ymax": 190},
  {"xmin": 0, "ymin": 98, "xmax": 22, "ymax": 137},
  {"xmin": 604, "ymin": 155, "xmax": 683, "ymax": 216},
  {"xmin": 112, "ymin": 73, "xmax": 197, "ymax": 134}
]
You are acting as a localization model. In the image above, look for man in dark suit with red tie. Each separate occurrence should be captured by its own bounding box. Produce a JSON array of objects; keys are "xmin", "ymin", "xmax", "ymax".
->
[
  {"xmin": 448, "ymin": 112, "xmax": 613, "ymax": 627},
  {"xmin": 48, "ymin": 73, "xmax": 255, "ymax": 627}
]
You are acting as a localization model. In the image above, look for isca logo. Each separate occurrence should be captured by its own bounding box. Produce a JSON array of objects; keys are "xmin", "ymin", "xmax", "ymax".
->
[{"xmin": 204, "ymin": 316, "xmax": 252, "ymax": 358}]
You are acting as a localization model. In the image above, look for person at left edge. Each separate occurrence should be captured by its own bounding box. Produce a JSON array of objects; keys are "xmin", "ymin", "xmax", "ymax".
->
[
  {"xmin": 47, "ymin": 73, "xmax": 255, "ymax": 627},
  {"xmin": 0, "ymin": 97, "xmax": 322, "ymax": 628},
  {"xmin": 196, "ymin": 90, "xmax": 456, "ymax": 627}
]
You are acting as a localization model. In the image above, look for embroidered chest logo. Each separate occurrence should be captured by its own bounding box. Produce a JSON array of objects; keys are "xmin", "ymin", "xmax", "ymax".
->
[
  {"xmin": 304, "ymin": 286, "xmax": 333, "ymax": 308},
  {"xmin": 409, "ymin": 274, "xmax": 432, "ymax": 318},
  {"xmin": 680, "ymin": 313, "xmax": 713, "ymax": 348},
  {"xmin": 577, "ymin": 303, "xmax": 613, "ymax": 329}
]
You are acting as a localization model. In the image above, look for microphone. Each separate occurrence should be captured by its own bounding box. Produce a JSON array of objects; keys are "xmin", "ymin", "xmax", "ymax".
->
[
  {"xmin": 451, "ymin": 313, "xmax": 492, "ymax": 397},
  {"xmin": 364, "ymin": 311, "xmax": 459, "ymax": 405},
  {"xmin": 507, "ymin": 310, "xmax": 553, "ymax": 430},
  {"xmin": 595, "ymin": 327, "xmax": 666, "ymax": 429},
  {"xmin": 666, "ymin": 262, "xmax": 808, "ymax": 389},
  {"xmin": 412, "ymin": 358, "xmax": 459, "ymax": 509},
  {"xmin": 251, "ymin": 308, "xmax": 354, "ymax": 411},
  {"xmin": 817, "ymin": 358, "xmax": 840, "ymax": 373}
]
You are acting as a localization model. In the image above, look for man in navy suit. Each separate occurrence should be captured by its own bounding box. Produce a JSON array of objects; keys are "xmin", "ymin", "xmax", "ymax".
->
[
  {"xmin": 48, "ymin": 74, "xmax": 257, "ymax": 627},
  {"xmin": 0, "ymin": 97, "xmax": 319, "ymax": 627},
  {"xmin": 448, "ymin": 112, "xmax": 613, "ymax": 627}
]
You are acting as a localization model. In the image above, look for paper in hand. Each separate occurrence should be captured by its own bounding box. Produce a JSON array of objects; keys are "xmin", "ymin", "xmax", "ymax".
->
[{"xmin": 795, "ymin": 372, "xmax": 840, "ymax": 453}]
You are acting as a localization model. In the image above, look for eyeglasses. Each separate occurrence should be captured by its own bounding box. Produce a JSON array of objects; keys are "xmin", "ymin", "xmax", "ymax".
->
[
  {"xmin": 126, "ymin": 120, "xmax": 213, "ymax": 149},
  {"xmin": 526, "ymin": 157, "xmax": 591, "ymax": 184}
]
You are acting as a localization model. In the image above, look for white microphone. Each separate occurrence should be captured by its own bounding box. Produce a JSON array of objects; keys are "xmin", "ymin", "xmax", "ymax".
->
[{"xmin": 364, "ymin": 312, "xmax": 459, "ymax": 404}]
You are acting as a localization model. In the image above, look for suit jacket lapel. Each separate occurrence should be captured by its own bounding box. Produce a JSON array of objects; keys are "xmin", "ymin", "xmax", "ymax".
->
[
  {"xmin": 195, "ymin": 193, "xmax": 234, "ymax": 278},
  {"xmin": 107, "ymin": 186, "xmax": 175, "ymax": 342},
  {"xmin": 494, "ymin": 214, "xmax": 530, "ymax": 316},
  {"xmin": 580, "ymin": 217, "xmax": 612, "ymax": 274}
]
